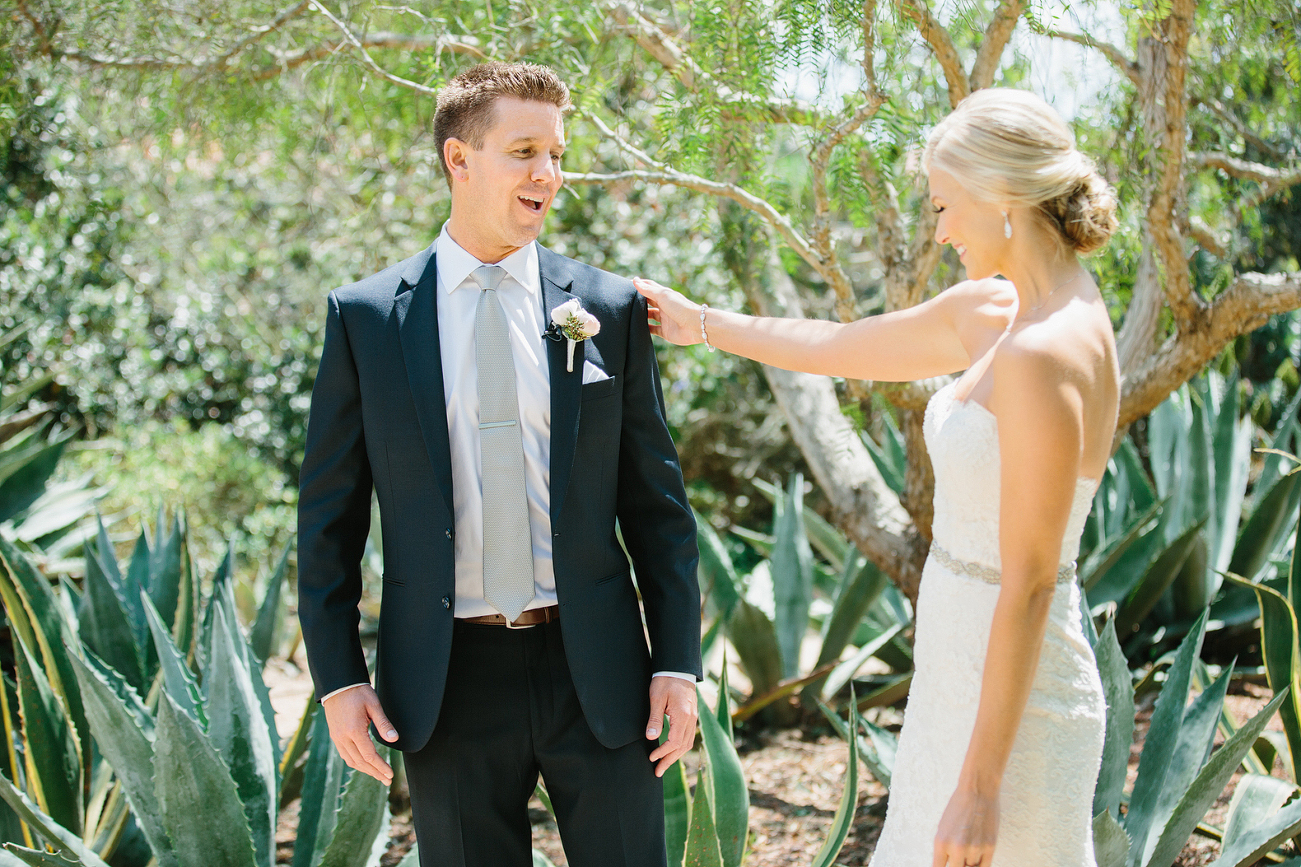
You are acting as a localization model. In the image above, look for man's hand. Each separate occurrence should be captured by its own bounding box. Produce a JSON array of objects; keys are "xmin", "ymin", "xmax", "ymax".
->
[
  {"xmin": 321, "ymin": 684, "xmax": 398, "ymax": 785},
  {"xmin": 645, "ymin": 676, "xmax": 698, "ymax": 777}
]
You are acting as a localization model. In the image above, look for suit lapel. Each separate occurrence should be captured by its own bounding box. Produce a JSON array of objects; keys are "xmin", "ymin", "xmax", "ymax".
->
[
  {"xmin": 540, "ymin": 247, "xmax": 582, "ymax": 528},
  {"xmin": 395, "ymin": 245, "xmax": 455, "ymax": 517}
]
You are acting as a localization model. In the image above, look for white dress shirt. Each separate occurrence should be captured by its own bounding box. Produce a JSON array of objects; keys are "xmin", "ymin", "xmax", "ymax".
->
[
  {"xmin": 434, "ymin": 228, "xmax": 557, "ymax": 618},
  {"xmin": 322, "ymin": 229, "xmax": 691, "ymax": 702}
]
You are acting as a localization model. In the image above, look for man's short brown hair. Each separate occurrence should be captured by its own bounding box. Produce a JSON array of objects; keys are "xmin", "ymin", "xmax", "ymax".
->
[{"xmin": 434, "ymin": 62, "xmax": 573, "ymax": 184}]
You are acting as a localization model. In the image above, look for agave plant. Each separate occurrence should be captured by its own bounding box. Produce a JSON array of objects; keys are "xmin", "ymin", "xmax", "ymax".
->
[
  {"xmin": 1080, "ymin": 374, "xmax": 1301, "ymax": 653},
  {"xmin": 1089, "ymin": 608, "xmax": 1301, "ymax": 867},
  {"xmin": 0, "ymin": 516, "xmax": 389, "ymax": 867},
  {"xmin": 697, "ymin": 473, "xmax": 913, "ymax": 722},
  {"xmin": 0, "ymin": 327, "xmax": 102, "ymax": 568}
]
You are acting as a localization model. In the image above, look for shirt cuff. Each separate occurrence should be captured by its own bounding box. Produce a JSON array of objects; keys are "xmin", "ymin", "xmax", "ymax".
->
[
  {"xmin": 651, "ymin": 671, "xmax": 698, "ymax": 683},
  {"xmin": 321, "ymin": 682, "xmax": 369, "ymax": 703}
]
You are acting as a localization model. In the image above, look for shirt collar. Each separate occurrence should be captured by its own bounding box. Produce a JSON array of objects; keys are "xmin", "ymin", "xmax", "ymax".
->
[{"xmin": 436, "ymin": 226, "xmax": 539, "ymax": 297}]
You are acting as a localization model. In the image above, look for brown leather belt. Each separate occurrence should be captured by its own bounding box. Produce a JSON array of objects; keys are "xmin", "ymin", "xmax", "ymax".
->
[{"xmin": 460, "ymin": 605, "xmax": 560, "ymax": 629}]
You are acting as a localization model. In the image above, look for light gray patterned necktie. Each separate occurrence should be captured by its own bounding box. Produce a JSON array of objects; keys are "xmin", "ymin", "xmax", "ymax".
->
[{"xmin": 471, "ymin": 265, "xmax": 535, "ymax": 621}]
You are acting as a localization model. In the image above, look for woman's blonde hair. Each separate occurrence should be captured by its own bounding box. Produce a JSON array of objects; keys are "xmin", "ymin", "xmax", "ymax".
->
[{"xmin": 922, "ymin": 88, "xmax": 1118, "ymax": 254}]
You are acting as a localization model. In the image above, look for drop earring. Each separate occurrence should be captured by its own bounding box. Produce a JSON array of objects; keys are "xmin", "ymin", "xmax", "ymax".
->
[{"xmin": 1003, "ymin": 212, "xmax": 1013, "ymax": 239}]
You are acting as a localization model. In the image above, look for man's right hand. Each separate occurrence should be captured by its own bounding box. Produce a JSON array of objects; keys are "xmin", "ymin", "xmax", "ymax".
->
[{"xmin": 321, "ymin": 684, "xmax": 398, "ymax": 785}]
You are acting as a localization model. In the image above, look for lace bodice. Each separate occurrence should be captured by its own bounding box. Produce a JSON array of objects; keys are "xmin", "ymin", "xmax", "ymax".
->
[{"xmin": 923, "ymin": 380, "xmax": 1098, "ymax": 577}]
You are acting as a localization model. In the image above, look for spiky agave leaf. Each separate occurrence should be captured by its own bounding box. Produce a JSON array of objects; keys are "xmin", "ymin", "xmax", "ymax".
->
[
  {"xmin": 153, "ymin": 692, "xmax": 257, "ymax": 867},
  {"xmin": 204, "ymin": 603, "xmax": 276, "ymax": 867},
  {"xmin": 67, "ymin": 651, "xmax": 178, "ymax": 867}
]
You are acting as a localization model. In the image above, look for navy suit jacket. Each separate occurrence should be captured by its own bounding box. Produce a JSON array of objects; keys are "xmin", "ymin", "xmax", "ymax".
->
[{"xmin": 297, "ymin": 243, "xmax": 702, "ymax": 752}]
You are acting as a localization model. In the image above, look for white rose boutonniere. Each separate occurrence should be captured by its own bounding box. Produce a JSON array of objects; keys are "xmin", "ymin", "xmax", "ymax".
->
[{"xmin": 550, "ymin": 299, "xmax": 601, "ymax": 373}]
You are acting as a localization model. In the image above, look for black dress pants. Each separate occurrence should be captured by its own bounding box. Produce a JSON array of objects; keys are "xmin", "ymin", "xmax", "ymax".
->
[{"xmin": 404, "ymin": 619, "xmax": 667, "ymax": 867}]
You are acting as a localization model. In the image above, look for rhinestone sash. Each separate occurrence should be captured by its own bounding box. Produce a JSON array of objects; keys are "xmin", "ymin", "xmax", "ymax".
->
[{"xmin": 929, "ymin": 542, "xmax": 1076, "ymax": 585}]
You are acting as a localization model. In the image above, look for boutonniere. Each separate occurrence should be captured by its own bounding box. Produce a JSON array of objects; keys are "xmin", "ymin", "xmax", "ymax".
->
[{"xmin": 548, "ymin": 299, "xmax": 601, "ymax": 373}]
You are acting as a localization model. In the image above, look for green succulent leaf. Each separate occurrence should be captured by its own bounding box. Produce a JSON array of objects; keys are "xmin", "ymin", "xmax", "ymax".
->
[
  {"xmin": 1, "ymin": 844, "xmax": 90, "ymax": 867},
  {"xmin": 683, "ymin": 766, "xmax": 723, "ymax": 867},
  {"xmin": 663, "ymin": 755, "xmax": 691, "ymax": 867},
  {"xmin": 143, "ymin": 590, "xmax": 205, "ymax": 729},
  {"xmin": 1230, "ymin": 470, "xmax": 1301, "ymax": 583},
  {"xmin": 1114, "ymin": 519, "xmax": 1206, "ymax": 636},
  {"xmin": 1221, "ymin": 773, "xmax": 1297, "ymax": 853},
  {"xmin": 293, "ymin": 704, "xmax": 346, "ymax": 867},
  {"xmin": 697, "ymin": 686, "xmax": 747, "ymax": 867},
  {"xmin": 148, "ymin": 513, "xmax": 186, "ymax": 632},
  {"xmin": 67, "ymin": 650, "xmax": 178, "ymax": 867},
  {"xmin": 0, "ymin": 536, "xmax": 90, "ymax": 772},
  {"xmin": 205, "ymin": 603, "xmax": 277, "ymax": 867},
  {"xmin": 78, "ymin": 543, "xmax": 145, "ymax": 693},
  {"xmin": 315, "ymin": 747, "xmax": 391, "ymax": 867},
  {"xmin": 250, "ymin": 544, "xmax": 291, "ymax": 665},
  {"xmin": 1093, "ymin": 810, "xmax": 1131, "ymax": 867},
  {"xmin": 13, "ymin": 635, "xmax": 82, "ymax": 836},
  {"xmin": 726, "ymin": 599, "xmax": 783, "ymax": 699},
  {"xmin": 1212, "ymin": 782, "xmax": 1301, "ymax": 867},
  {"xmin": 771, "ymin": 474, "xmax": 814, "ymax": 680},
  {"xmin": 0, "ymin": 765, "xmax": 110, "ymax": 867},
  {"xmin": 810, "ymin": 698, "xmax": 859, "ymax": 867},
  {"xmin": 154, "ymin": 692, "xmax": 258, "ymax": 867},
  {"xmin": 1144, "ymin": 662, "xmax": 1235, "ymax": 849},
  {"xmin": 1123, "ymin": 608, "xmax": 1207, "ymax": 864},
  {"xmin": 1142, "ymin": 688, "xmax": 1290, "ymax": 867},
  {"xmin": 1093, "ymin": 618, "xmax": 1135, "ymax": 819}
]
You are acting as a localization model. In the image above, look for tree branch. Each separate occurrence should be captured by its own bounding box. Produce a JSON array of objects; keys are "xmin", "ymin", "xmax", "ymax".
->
[
  {"xmin": 566, "ymin": 169, "xmax": 825, "ymax": 280},
  {"xmin": 809, "ymin": 0, "xmax": 886, "ymax": 323},
  {"xmin": 1195, "ymin": 96, "xmax": 1288, "ymax": 162},
  {"xmin": 605, "ymin": 0, "xmax": 828, "ymax": 126},
  {"xmin": 1120, "ymin": 271, "xmax": 1301, "ymax": 426},
  {"xmin": 258, "ymin": 30, "xmax": 483, "ymax": 78},
  {"xmin": 306, "ymin": 1, "xmax": 440, "ymax": 94},
  {"xmin": 969, "ymin": 0, "xmax": 1025, "ymax": 90},
  {"xmin": 1145, "ymin": 0, "xmax": 1201, "ymax": 329},
  {"xmin": 1188, "ymin": 216, "xmax": 1228, "ymax": 258},
  {"xmin": 1044, "ymin": 30, "xmax": 1141, "ymax": 88},
  {"xmin": 896, "ymin": 0, "xmax": 969, "ymax": 107}
]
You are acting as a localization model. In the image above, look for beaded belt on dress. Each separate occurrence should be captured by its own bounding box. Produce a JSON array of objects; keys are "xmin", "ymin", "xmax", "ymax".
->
[{"xmin": 929, "ymin": 543, "xmax": 1077, "ymax": 585}]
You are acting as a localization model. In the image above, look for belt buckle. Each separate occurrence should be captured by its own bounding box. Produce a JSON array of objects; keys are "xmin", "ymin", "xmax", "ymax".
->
[{"xmin": 505, "ymin": 613, "xmax": 532, "ymax": 630}]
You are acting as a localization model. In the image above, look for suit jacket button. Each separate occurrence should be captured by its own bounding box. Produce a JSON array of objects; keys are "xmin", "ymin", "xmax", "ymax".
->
[{"xmin": 442, "ymin": 596, "xmax": 451, "ymax": 609}]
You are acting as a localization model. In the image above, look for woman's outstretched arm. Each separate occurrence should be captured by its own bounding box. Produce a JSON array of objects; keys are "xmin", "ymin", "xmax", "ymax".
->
[{"xmin": 633, "ymin": 276, "xmax": 1015, "ymax": 383}]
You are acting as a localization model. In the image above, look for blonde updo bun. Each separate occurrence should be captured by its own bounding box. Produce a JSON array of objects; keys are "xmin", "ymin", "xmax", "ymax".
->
[{"xmin": 922, "ymin": 88, "xmax": 1118, "ymax": 254}]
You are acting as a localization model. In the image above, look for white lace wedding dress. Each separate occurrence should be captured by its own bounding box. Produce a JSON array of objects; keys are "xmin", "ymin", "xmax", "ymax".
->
[{"xmin": 868, "ymin": 381, "xmax": 1107, "ymax": 866}]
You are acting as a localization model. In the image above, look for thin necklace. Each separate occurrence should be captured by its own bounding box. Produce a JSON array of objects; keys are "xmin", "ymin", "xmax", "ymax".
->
[{"xmin": 1008, "ymin": 271, "xmax": 1085, "ymax": 330}]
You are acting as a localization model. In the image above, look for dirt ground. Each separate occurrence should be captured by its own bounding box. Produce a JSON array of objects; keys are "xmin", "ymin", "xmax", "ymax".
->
[{"xmin": 265, "ymin": 654, "xmax": 1296, "ymax": 867}]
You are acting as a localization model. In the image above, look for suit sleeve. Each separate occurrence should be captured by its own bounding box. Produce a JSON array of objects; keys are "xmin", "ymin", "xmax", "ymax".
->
[
  {"xmin": 297, "ymin": 290, "xmax": 375, "ymax": 700},
  {"xmin": 616, "ymin": 291, "xmax": 703, "ymax": 679}
]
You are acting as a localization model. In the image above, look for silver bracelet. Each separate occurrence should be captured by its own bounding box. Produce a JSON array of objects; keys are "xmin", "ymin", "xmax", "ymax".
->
[{"xmin": 700, "ymin": 302, "xmax": 715, "ymax": 352}]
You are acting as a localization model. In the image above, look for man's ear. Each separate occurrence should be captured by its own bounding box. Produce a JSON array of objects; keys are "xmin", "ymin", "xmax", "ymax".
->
[{"xmin": 444, "ymin": 137, "xmax": 472, "ymax": 183}]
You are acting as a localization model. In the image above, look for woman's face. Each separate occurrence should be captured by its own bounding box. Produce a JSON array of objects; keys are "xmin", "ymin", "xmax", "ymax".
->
[{"xmin": 928, "ymin": 166, "xmax": 1008, "ymax": 280}]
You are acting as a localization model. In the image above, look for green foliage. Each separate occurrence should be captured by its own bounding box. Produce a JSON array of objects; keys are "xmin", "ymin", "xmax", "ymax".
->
[
  {"xmin": 698, "ymin": 473, "xmax": 913, "ymax": 723},
  {"xmin": 1081, "ymin": 373, "xmax": 1301, "ymax": 659},
  {"xmin": 0, "ymin": 519, "xmax": 383, "ymax": 867},
  {"xmin": 1088, "ymin": 610, "xmax": 1300, "ymax": 867}
]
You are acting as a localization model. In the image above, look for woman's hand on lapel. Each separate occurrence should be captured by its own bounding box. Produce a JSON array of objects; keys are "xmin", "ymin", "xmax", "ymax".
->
[{"xmin": 633, "ymin": 277, "xmax": 704, "ymax": 347}]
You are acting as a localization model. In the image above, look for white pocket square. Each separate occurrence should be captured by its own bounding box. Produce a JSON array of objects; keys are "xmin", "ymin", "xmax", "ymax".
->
[{"xmin": 582, "ymin": 361, "xmax": 611, "ymax": 384}]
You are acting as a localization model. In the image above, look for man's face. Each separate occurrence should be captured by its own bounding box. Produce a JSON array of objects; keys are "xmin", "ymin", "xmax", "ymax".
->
[{"xmin": 446, "ymin": 97, "xmax": 565, "ymax": 263}]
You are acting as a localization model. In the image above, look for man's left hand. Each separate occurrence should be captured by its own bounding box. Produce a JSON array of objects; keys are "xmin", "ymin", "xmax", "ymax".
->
[{"xmin": 645, "ymin": 676, "xmax": 698, "ymax": 777}]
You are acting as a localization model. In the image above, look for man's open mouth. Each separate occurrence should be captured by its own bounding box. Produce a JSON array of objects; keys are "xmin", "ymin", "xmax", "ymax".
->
[{"xmin": 519, "ymin": 195, "xmax": 545, "ymax": 212}]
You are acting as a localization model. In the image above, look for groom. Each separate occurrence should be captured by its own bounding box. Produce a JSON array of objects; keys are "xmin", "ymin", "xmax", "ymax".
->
[{"xmin": 296, "ymin": 61, "xmax": 702, "ymax": 867}]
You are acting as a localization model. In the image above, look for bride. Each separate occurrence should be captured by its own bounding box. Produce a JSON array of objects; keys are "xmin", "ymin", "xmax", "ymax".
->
[{"xmin": 634, "ymin": 88, "xmax": 1119, "ymax": 867}]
